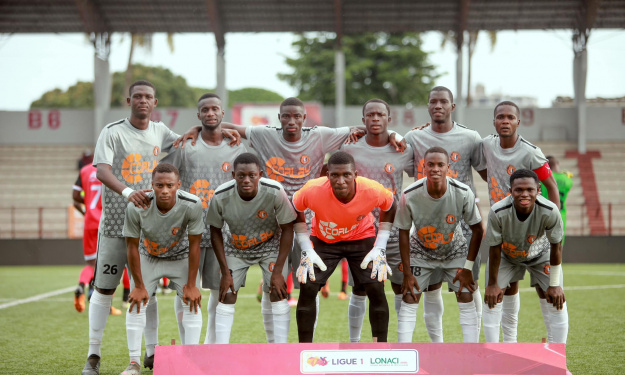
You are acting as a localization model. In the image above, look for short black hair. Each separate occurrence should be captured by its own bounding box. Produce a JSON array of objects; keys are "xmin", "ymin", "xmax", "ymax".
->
[
  {"xmin": 429, "ymin": 86, "xmax": 454, "ymax": 103},
  {"xmin": 362, "ymin": 98, "xmax": 390, "ymax": 116},
  {"xmin": 198, "ymin": 93, "xmax": 222, "ymax": 104},
  {"xmin": 233, "ymin": 152, "xmax": 262, "ymax": 170},
  {"xmin": 153, "ymin": 162, "xmax": 179, "ymax": 179},
  {"xmin": 327, "ymin": 151, "xmax": 356, "ymax": 169},
  {"xmin": 510, "ymin": 169, "xmax": 539, "ymax": 186},
  {"xmin": 280, "ymin": 97, "xmax": 305, "ymax": 112},
  {"xmin": 424, "ymin": 146, "xmax": 449, "ymax": 162},
  {"xmin": 129, "ymin": 80, "xmax": 156, "ymax": 96},
  {"xmin": 494, "ymin": 101, "xmax": 520, "ymax": 118}
]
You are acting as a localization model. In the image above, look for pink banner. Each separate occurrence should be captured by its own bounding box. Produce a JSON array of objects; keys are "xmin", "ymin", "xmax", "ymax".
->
[{"xmin": 155, "ymin": 342, "xmax": 567, "ymax": 375}]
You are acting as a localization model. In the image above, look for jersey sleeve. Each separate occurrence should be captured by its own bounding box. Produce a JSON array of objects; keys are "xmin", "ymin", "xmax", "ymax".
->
[
  {"xmin": 247, "ymin": 125, "xmax": 274, "ymax": 150},
  {"xmin": 545, "ymin": 208, "xmax": 564, "ymax": 244},
  {"xmin": 93, "ymin": 127, "xmax": 116, "ymax": 166},
  {"xmin": 160, "ymin": 147, "xmax": 184, "ymax": 173},
  {"xmin": 292, "ymin": 183, "xmax": 312, "ymax": 212},
  {"xmin": 393, "ymin": 192, "xmax": 413, "ymax": 230},
  {"xmin": 470, "ymin": 133, "xmax": 485, "ymax": 171},
  {"xmin": 159, "ymin": 123, "xmax": 180, "ymax": 154},
  {"xmin": 403, "ymin": 145, "xmax": 416, "ymax": 177},
  {"xmin": 375, "ymin": 182, "xmax": 394, "ymax": 211},
  {"xmin": 205, "ymin": 198, "xmax": 224, "ymax": 229},
  {"xmin": 475, "ymin": 138, "xmax": 487, "ymax": 172},
  {"xmin": 485, "ymin": 209, "xmax": 503, "ymax": 246},
  {"xmin": 462, "ymin": 189, "xmax": 482, "ymax": 226},
  {"xmin": 122, "ymin": 204, "xmax": 142, "ymax": 238},
  {"xmin": 318, "ymin": 126, "xmax": 351, "ymax": 154},
  {"xmin": 274, "ymin": 187, "xmax": 298, "ymax": 225},
  {"xmin": 186, "ymin": 200, "xmax": 206, "ymax": 236}
]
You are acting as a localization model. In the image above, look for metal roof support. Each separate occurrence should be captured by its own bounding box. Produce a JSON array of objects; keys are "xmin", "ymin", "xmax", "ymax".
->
[
  {"xmin": 92, "ymin": 32, "xmax": 111, "ymax": 143},
  {"xmin": 206, "ymin": 0, "xmax": 228, "ymax": 107},
  {"xmin": 454, "ymin": 0, "xmax": 470, "ymax": 125},
  {"xmin": 334, "ymin": 0, "xmax": 345, "ymax": 127}
]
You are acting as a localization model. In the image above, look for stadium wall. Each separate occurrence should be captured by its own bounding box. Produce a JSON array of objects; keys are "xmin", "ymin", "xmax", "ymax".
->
[{"xmin": 0, "ymin": 237, "xmax": 623, "ymax": 266}]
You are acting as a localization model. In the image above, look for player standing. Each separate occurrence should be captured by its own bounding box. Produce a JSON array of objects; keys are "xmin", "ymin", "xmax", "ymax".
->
[
  {"xmin": 483, "ymin": 169, "xmax": 568, "ymax": 344},
  {"xmin": 395, "ymin": 147, "xmax": 483, "ymax": 343},
  {"xmin": 541, "ymin": 156, "xmax": 573, "ymax": 245},
  {"xmin": 206, "ymin": 153, "xmax": 296, "ymax": 343},
  {"xmin": 121, "ymin": 163, "xmax": 204, "ymax": 375}
]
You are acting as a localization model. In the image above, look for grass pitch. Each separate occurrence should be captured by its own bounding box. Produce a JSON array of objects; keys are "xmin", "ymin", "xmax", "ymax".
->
[{"xmin": 0, "ymin": 263, "xmax": 623, "ymax": 374}]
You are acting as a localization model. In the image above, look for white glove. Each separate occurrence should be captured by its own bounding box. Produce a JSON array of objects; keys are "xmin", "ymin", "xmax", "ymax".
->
[
  {"xmin": 360, "ymin": 247, "xmax": 392, "ymax": 282},
  {"xmin": 296, "ymin": 247, "xmax": 327, "ymax": 284}
]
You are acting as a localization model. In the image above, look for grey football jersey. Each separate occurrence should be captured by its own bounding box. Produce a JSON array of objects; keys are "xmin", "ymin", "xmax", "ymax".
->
[
  {"xmin": 404, "ymin": 122, "xmax": 483, "ymax": 193},
  {"xmin": 206, "ymin": 178, "xmax": 297, "ymax": 259},
  {"xmin": 123, "ymin": 190, "xmax": 205, "ymax": 260},
  {"xmin": 341, "ymin": 141, "xmax": 414, "ymax": 243},
  {"xmin": 93, "ymin": 119, "xmax": 179, "ymax": 237},
  {"xmin": 161, "ymin": 138, "xmax": 248, "ymax": 247},
  {"xmin": 481, "ymin": 135, "xmax": 548, "ymax": 206},
  {"xmin": 485, "ymin": 195, "xmax": 563, "ymax": 263},
  {"xmin": 394, "ymin": 177, "xmax": 481, "ymax": 261}
]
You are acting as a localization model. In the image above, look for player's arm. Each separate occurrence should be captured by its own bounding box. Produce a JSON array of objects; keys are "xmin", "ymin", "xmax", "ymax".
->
[
  {"xmin": 173, "ymin": 122, "xmax": 245, "ymax": 148},
  {"xmin": 453, "ymin": 222, "xmax": 483, "ymax": 293},
  {"xmin": 72, "ymin": 190, "xmax": 86, "ymax": 215},
  {"xmin": 126, "ymin": 236, "xmax": 149, "ymax": 313},
  {"xmin": 271, "ymin": 221, "xmax": 294, "ymax": 300},
  {"xmin": 210, "ymin": 225, "xmax": 235, "ymax": 302},
  {"xmin": 541, "ymin": 174, "xmax": 561, "ymax": 209},
  {"xmin": 96, "ymin": 163, "xmax": 151, "ymax": 209},
  {"xmin": 294, "ymin": 211, "xmax": 327, "ymax": 284},
  {"xmin": 183, "ymin": 233, "xmax": 202, "ymax": 313},
  {"xmin": 485, "ymin": 245, "xmax": 503, "ymax": 309},
  {"xmin": 546, "ymin": 242, "xmax": 565, "ymax": 310},
  {"xmin": 477, "ymin": 169, "xmax": 488, "ymax": 182},
  {"xmin": 399, "ymin": 228, "xmax": 419, "ymax": 301}
]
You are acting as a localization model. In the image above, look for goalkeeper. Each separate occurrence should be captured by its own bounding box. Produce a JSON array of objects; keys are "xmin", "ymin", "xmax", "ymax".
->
[{"xmin": 291, "ymin": 151, "xmax": 396, "ymax": 343}]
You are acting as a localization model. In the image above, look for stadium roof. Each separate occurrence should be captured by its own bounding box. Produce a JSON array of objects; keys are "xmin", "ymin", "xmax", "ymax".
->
[{"xmin": 1, "ymin": 0, "xmax": 622, "ymax": 39}]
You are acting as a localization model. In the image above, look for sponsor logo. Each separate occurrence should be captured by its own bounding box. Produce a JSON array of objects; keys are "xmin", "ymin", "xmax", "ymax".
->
[
  {"xmin": 318, "ymin": 221, "xmax": 358, "ymax": 240},
  {"xmin": 527, "ymin": 235, "xmax": 537, "ymax": 244},
  {"xmin": 121, "ymin": 153, "xmax": 158, "ymax": 184},
  {"xmin": 417, "ymin": 226, "xmax": 454, "ymax": 249},
  {"xmin": 265, "ymin": 156, "xmax": 311, "ymax": 182},
  {"xmin": 143, "ymin": 239, "xmax": 179, "ymax": 256},
  {"xmin": 489, "ymin": 176, "xmax": 510, "ymax": 203},
  {"xmin": 445, "ymin": 214, "xmax": 456, "ymax": 224},
  {"xmin": 231, "ymin": 231, "xmax": 274, "ymax": 250},
  {"xmin": 384, "ymin": 163, "xmax": 395, "ymax": 173},
  {"xmin": 398, "ymin": 262, "xmax": 404, "ymax": 272},
  {"xmin": 300, "ymin": 155, "xmax": 310, "ymax": 165},
  {"xmin": 450, "ymin": 152, "xmax": 460, "ymax": 162},
  {"xmin": 301, "ymin": 349, "xmax": 418, "ymax": 374},
  {"xmin": 306, "ymin": 357, "xmax": 328, "ymax": 367},
  {"xmin": 502, "ymin": 242, "xmax": 528, "ymax": 258},
  {"xmin": 257, "ymin": 210, "xmax": 268, "ymax": 219},
  {"xmin": 222, "ymin": 162, "xmax": 231, "ymax": 172},
  {"xmin": 189, "ymin": 179, "xmax": 214, "ymax": 209},
  {"xmin": 153, "ymin": 146, "xmax": 160, "ymax": 156},
  {"xmin": 171, "ymin": 227, "xmax": 180, "ymax": 235},
  {"xmin": 544, "ymin": 264, "xmax": 551, "ymax": 275},
  {"xmin": 507, "ymin": 165, "xmax": 516, "ymax": 175},
  {"xmin": 268, "ymin": 262, "xmax": 276, "ymax": 272}
]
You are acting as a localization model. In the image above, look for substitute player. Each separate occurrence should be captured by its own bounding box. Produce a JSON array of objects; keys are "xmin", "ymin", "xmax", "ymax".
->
[
  {"xmin": 293, "ymin": 151, "xmax": 396, "ymax": 343},
  {"xmin": 341, "ymin": 98, "xmax": 414, "ymax": 343},
  {"xmin": 121, "ymin": 163, "xmax": 204, "ymax": 375},
  {"xmin": 162, "ymin": 93, "xmax": 247, "ymax": 344},
  {"xmin": 206, "ymin": 153, "xmax": 296, "ymax": 344},
  {"xmin": 541, "ymin": 156, "xmax": 573, "ymax": 245},
  {"xmin": 483, "ymin": 169, "xmax": 568, "ymax": 344},
  {"xmin": 395, "ymin": 147, "xmax": 483, "ymax": 343},
  {"xmin": 479, "ymin": 100, "xmax": 561, "ymax": 343}
]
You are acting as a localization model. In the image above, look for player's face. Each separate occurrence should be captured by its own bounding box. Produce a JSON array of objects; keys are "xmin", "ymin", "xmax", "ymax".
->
[
  {"xmin": 510, "ymin": 177, "xmax": 539, "ymax": 212},
  {"xmin": 279, "ymin": 105, "xmax": 306, "ymax": 135},
  {"xmin": 424, "ymin": 152, "xmax": 449, "ymax": 183},
  {"xmin": 197, "ymin": 97, "xmax": 224, "ymax": 130},
  {"xmin": 327, "ymin": 163, "xmax": 358, "ymax": 201},
  {"xmin": 233, "ymin": 163, "xmax": 261, "ymax": 200},
  {"xmin": 152, "ymin": 172, "xmax": 180, "ymax": 206},
  {"xmin": 362, "ymin": 102, "xmax": 390, "ymax": 135},
  {"xmin": 428, "ymin": 90, "xmax": 455, "ymax": 124},
  {"xmin": 493, "ymin": 105, "xmax": 520, "ymax": 138},
  {"xmin": 128, "ymin": 85, "xmax": 157, "ymax": 120}
]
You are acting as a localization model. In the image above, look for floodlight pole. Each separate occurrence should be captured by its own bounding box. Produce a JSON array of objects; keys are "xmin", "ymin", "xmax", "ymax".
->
[
  {"xmin": 334, "ymin": 0, "xmax": 345, "ymax": 127},
  {"xmin": 92, "ymin": 33, "xmax": 111, "ymax": 144}
]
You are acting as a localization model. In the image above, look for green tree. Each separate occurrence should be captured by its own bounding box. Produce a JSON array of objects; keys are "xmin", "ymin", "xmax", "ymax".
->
[{"xmin": 278, "ymin": 32, "xmax": 440, "ymax": 106}]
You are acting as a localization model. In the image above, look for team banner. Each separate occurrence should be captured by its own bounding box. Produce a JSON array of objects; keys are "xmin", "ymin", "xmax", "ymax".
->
[{"xmin": 301, "ymin": 349, "xmax": 418, "ymax": 373}]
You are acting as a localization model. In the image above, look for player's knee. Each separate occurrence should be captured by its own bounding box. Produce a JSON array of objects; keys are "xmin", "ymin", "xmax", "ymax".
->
[
  {"xmin": 96, "ymin": 287, "xmax": 116, "ymax": 295},
  {"xmin": 427, "ymin": 282, "xmax": 443, "ymax": 291},
  {"xmin": 352, "ymin": 283, "xmax": 366, "ymax": 296},
  {"xmin": 402, "ymin": 293, "xmax": 419, "ymax": 304},
  {"xmin": 456, "ymin": 291, "xmax": 473, "ymax": 303}
]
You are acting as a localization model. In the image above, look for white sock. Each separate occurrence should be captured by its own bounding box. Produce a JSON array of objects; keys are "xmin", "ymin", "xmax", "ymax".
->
[
  {"xmin": 126, "ymin": 302, "xmax": 146, "ymax": 362},
  {"xmin": 482, "ymin": 302, "xmax": 502, "ymax": 343},
  {"xmin": 348, "ymin": 294, "xmax": 367, "ymax": 343},
  {"xmin": 539, "ymin": 298, "xmax": 553, "ymax": 342},
  {"xmin": 215, "ymin": 302, "xmax": 235, "ymax": 344},
  {"xmin": 181, "ymin": 298, "xmax": 203, "ymax": 344},
  {"xmin": 174, "ymin": 295, "xmax": 185, "ymax": 344},
  {"xmin": 144, "ymin": 295, "xmax": 159, "ymax": 357},
  {"xmin": 271, "ymin": 299, "xmax": 291, "ymax": 343},
  {"xmin": 87, "ymin": 291, "xmax": 113, "ymax": 357},
  {"xmin": 423, "ymin": 288, "xmax": 444, "ymax": 343},
  {"xmin": 473, "ymin": 287, "xmax": 483, "ymax": 339},
  {"xmin": 458, "ymin": 301, "xmax": 479, "ymax": 343},
  {"xmin": 204, "ymin": 290, "xmax": 219, "ymax": 344},
  {"xmin": 261, "ymin": 292, "xmax": 275, "ymax": 343},
  {"xmin": 394, "ymin": 294, "xmax": 403, "ymax": 319},
  {"xmin": 548, "ymin": 302, "xmax": 569, "ymax": 343},
  {"xmin": 313, "ymin": 294, "xmax": 319, "ymax": 340},
  {"xmin": 397, "ymin": 301, "xmax": 418, "ymax": 343},
  {"xmin": 502, "ymin": 294, "xmax": 520, "ymax": 343}
]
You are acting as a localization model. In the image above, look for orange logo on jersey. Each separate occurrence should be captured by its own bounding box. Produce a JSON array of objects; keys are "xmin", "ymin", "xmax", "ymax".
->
[
  {"xmin": 222, "ymin": 162, "xmax": 231, "ymax": 172},
  {"xmin": 231, "ymin": 231, "xmax": 274, "ymax": 250},
  {"xmin": 450, "ymin": 152, "xmax": 460, "ymax": 162},
  {"xmin": 507, "ymin": 165, "xmax": 516, "ymax": 175},
  {"xmin": 502, "ymin": 242, "xmax": 528, "ymax": 258},
  {"xmin": 446, "ymin": 214, "xmax": 456, "ymax": 224},
  {"xmin": 144, "ymin": 239, "xmax": 179, "ymax": 256},
  {"xmin": 544, "ymin": 264, "xmax": 551, "ymax": 275},
  {"xmin": 398, "ymin": 262, "xmax": 404, "ymax": 272},
  {"xmin": 489, "ymin": 176, "xmax": 509, "ymax": 203},
  {"xmin": 171, "ymin": 227, "xmax": 180, "ymax": 235},
  {"xmin": 527, "ymin": 235, "xmax": 537, "ymax": 244},
  {"xmin": 121, "ymin": 153, "xmax": 158, "ymax": 184},
  {"xmin": 417, "ymin": 226, "xmax": 454, "ymax": 249},
  {"xmin": 268, "ymin": 262, "xmax": 276, "ymax": 272},
  {"xmin": 266, "ymin": 156, "xmax": 311, "ymax": 182},
  {"xmin": 384, "ymin": 163, "xmax": 395, "ymax": 173},
  {"xmin": 153, "ymin": 146, "xmax": 160, "ymax": 156},
  {"xmin": 257, "ymin": 210, "xmax": 268, "ymax": 219},
  {"xmin": 189, "ymin": 179, "xmax": 214, "ymax": 209},
  {"xmin": 300, "ymin": 155, "xmax": 310, "ymax": 165}
]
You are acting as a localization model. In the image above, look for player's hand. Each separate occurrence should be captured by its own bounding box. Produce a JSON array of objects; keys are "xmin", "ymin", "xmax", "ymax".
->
[
  {"xmin": 389, "ymin": 133, "xmax": 407, "ymax": 153},
  {"xmin": 128, "ymin": 286, "xmax": 149, "ymax": 313},
  {"xmin": 221, "ymin": 128, "xmax": 241, "ymax": 146},
  {"xmin": 484, "ymin": 284, "xmax": 504, "ymax": 309},
  {"xmin": 219, "ymin": 272, "xmax": 236, "ymax": 303},
  {"xmin": 270, "ymin": 272, "xmax": 287, "ymax": 300},
  {"xmin": 183, "ymin": 284, "xmax": 202, "ymax": 313},
  {"xmin": 410, "ymin": 122, "xmax": 430, "ymax": 131},
  {"xmin": 360, "ymin": 247, "xmax": 392, "ymax": 282},
  {"xmin": 546, "ymin": 286, "xmax": 566, "ymax": 310},
  {"xmin": 402, "ymin": 274, "xmax": 420, "ymax": 301},
  {"xmin": 296, "ymin": 248, "xmax": 327, "ymax": 284},
  {"xmin": 453, "ymin": 268, "xmax": 476, "ymax": 293},
  {"xmin": 173, "ymin": 126, "xmax": 201, "ymax": 149},
  {"xmin": 345, "ymin": 127, "xmax": 366, "ymax": 144},
  {"xmin": 128, "ymin": 189, "xmax": 152, "ymax": 209}
]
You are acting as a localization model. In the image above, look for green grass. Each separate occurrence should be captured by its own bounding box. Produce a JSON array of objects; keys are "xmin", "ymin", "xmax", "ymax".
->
[{"xmin": 0, "ymin": 264, "xmax": 623, "ymax": 374}]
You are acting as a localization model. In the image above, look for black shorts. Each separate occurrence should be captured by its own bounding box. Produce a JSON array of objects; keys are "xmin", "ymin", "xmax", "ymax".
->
[{"xmin": 310, "ymin": 236, "xmax": 377, "ymax": 287}]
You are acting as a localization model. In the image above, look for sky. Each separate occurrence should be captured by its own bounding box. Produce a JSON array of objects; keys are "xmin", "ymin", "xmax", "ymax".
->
[{"xmin": 0, "ymin": 29, "xmax": 623, "ymax": 110}]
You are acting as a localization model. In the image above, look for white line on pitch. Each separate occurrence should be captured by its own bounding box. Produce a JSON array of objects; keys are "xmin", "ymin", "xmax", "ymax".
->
[
  {"xmin": 0, "ymin": 286, "xmax": 75, "ymax": 310},
  {"xmin": 568, "ymin": 271, "xmax": 625, "ymax": 277}
]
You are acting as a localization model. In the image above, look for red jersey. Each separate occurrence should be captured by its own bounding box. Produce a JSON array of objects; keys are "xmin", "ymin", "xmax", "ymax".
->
[{"xmin": 73, "ymin": 165, "xmax": 103, "ymax": 230}]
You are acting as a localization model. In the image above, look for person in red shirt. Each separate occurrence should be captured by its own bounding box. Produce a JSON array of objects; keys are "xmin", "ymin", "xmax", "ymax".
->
[{"xmin": 292, "ymin": 151, "xmax": 396, "ymax": 342}]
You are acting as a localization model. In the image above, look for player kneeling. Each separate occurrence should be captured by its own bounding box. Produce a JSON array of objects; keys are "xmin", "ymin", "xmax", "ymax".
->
[
  {"xmin": 122, "ymin": 163, "xmax": 204, "ymax": 375},
  {"xmin": 395, "ymin": 147, "xmax": 483, "ymax": 343},
  {"xmin": 206, "ymin": 153, "xmax": 296, "ymax": 344},
  {"xmin": 483, "ymin": 169, "xmax": 568, "ymax": 343}
]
